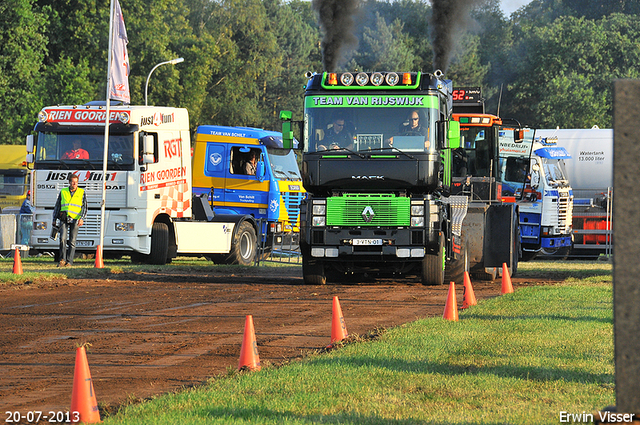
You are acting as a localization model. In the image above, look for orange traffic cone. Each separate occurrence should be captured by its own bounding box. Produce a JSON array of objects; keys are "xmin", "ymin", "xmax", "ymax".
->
[
  {"xmin": 94, "ymin": 245, "xmax": 104, "ymax": 269},
  {"xmin": 238, "ymin": 315, "xmax": 261, "ymax": 371},
  {"xmin": 70, "ymin": 345, "xmax": 101, "ymax": 424},
  {"xmin": 443, "ymin": 281, "xmax": 459, "ymax": 321},
  {"xmin": 461, "ymin": 271, "xmax": 477, "ymax": 309},
  {"xmin": 12, "ymin": 248, "xmax": 23, "ymax": 275},
  {"xmin": 328, "ymin": 296, "xmax": 348, "ymax": 347},
  {"xmin": 501, "ymin": 262, "xmax": 514, "ymax": 294}
]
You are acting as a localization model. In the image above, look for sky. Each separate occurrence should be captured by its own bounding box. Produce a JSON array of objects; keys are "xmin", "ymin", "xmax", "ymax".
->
[{"xmin": 501, "ymin": 0, "xmax": 531, "ymax": 15}]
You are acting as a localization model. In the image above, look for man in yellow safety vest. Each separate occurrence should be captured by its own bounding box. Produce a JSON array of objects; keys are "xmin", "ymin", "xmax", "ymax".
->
[{"xmin": 52, "ymin": 174, "xmax": 87, "ymax": 267}]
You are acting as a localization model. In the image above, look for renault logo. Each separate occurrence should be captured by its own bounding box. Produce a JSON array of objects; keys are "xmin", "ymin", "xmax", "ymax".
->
[{"xmin": 362, "ymin": 206, "xmax": 375, "ymax": 223}]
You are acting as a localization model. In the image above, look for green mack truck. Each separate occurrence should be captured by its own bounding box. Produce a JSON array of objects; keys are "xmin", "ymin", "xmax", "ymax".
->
[{"xmin": 282, "ymin": 70, "xmax": 473, "ymax": 285}]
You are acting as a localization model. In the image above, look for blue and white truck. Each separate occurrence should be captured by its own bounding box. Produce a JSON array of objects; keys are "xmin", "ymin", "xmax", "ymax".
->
[{"xmin": 500, "ymin": 134, "xmax": 574, "ymax": 260}]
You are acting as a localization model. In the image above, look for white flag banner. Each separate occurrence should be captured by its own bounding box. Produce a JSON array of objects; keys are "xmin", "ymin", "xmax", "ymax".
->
[{"xmin": 109, "ymin": 0, "xmax": 130, "ymax": 103}]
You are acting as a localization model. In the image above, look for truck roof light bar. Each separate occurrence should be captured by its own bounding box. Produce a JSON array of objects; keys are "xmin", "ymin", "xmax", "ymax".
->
[
  {"xmin": 385, "ymin": 72, "xmax": 399, "ymax": 86},
  {"xmin": 356, "ymin": 72, "xmax": 369, "ymax": 86},
  {"xmin": 340, "ymin": 73, "xmax": 354, "ymax": 86},
  {"xmin": 370, "ymin": 72, "xmax": 384, "ymax": 86},
  {"xmin": 320, "ymin": 72, "xmax": 421, "ymax": 89}
]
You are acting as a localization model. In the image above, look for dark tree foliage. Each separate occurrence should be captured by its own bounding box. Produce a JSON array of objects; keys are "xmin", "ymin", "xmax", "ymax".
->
[{"xmin": 1, "ymin": 0, "xmax": 639, "ymax": 144}]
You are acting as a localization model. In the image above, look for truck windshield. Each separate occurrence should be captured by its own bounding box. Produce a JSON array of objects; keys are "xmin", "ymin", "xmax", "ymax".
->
[
  {"xmin": 497, "ymin": 127, "xmax": 535, "ymax": 197},
  {"xmin": 455, "ymin": 126, "xmax": 494, "ymax": 177},
  {"xmin": 0, "ymin": 171, "xmax": 27, "ymax": 196},
  {"xmin": 543, "ymin": 159, "xmax": 570, "ymax": 187},
  {"xmin": 34, "ymin": 132, "xmax": 135, "ymax": 171},
  {"xmin": 304, "ymin": 99, "xmax": 437, "ymax": 153},
  {"xmin": 266, "ymin": 147, "xmax": 301, "ymax": 180}
]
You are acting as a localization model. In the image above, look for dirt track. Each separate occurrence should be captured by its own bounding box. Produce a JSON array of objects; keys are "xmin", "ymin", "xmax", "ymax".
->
[{"xmin": 0, "ymin": 265, "xmax": 545, "ymax": 420}]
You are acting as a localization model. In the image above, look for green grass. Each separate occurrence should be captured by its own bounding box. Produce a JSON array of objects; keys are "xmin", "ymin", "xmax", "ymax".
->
[
  {"xmin": 99, "ymin": 268, "xmax": 613, "ymax": 425},
  {"xmin": 517, "ymin": 260, "xmax": 612, "ymax": 282}
]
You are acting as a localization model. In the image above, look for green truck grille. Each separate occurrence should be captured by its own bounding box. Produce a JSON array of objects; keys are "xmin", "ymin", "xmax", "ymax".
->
[{"xmin": 326, "ymin": 194, "xmax": 410, "ymax": 226}]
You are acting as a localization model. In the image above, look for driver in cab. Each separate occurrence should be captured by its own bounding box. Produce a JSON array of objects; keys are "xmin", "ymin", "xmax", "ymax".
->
[
  {"xmin": 387, "ymin": 110, "xmax": 429, "ymax": 149},
  {"xmin": 319, "ymin": 117, "xmax": 354, "ymax": 151},
  {"xmin": 402, "ymin": 110, "xmax": 428, "ymax": 136}
]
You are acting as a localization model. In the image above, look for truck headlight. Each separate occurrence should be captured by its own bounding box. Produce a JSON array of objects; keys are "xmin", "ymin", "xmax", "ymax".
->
[
  {"xmin": 115, "ymin": 223, "xmax": 135, "ymax": 231},
  {"xmin": 313, "ymin": 216, "xmax": 326, "ymax": 227},
  {"xmin": 312, "ymin": 200, "xmax": 326, "ymax": 227},
  {"xmin": 411, "ymin": 202, "xmax": 425, "ymax": 227},
  {"xmin": 312, "ymin": 204, "xmax": 326, "ymax": 215},
  {"xmin": 34, "ymin": 221, "xmax": 48, "ymax": 231},
  {"xmin": 411, "ymin": 216, "xmax": 425, "ymax": 227}
]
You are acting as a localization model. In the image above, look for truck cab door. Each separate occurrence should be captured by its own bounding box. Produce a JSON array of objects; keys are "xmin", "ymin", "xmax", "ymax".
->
[
  {"xmin": 203, "ymin": 143, "xmax": 227, "ymax": 205},
  {"xmin": 226, "ymin": 146, "xmax": 270, "ymax": 216}
]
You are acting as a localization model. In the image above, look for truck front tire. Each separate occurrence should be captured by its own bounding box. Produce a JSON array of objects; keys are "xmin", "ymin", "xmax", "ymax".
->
[
  {"xmin": 149, "ymin": 222, "xmax": 169, "ymax": 265},
  {"xmin": 302, "ymin": 256, "xmax": 326, "ymax": 285},
  {"xmin": 422, "ymin": 233, "xmax": 445, "ymax": 286}
]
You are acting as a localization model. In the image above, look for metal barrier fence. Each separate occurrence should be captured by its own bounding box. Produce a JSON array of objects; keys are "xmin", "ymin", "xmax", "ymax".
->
[
  {"xmin": 254, "ymin": 219, "xmax": 301, "ymax": 266},
  {"xmin": 539, "ymin": 187, "xmax": 613, "ymax": 260},
  {"xmin": 0, "ymin": 213, "xmax": 33, "ymax": 258}
]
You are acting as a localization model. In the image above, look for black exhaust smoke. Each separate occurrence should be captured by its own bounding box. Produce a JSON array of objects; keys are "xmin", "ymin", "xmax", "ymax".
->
[
  {"xmin": 312, "ymin": 0, "xmax": 359, "ymax": 72},
  {"xmin": 430, "ymin": 0, "xmax": 483, "ymax": 73}
]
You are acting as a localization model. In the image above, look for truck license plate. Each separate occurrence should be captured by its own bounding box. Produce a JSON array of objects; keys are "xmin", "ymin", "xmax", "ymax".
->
[
  {"xmin": 76, "ymin": 240, "xmax": 94, "ymax": 247},
  {"xmin": 352, "ymin": 239, "xmax": 382, "ymax": 246}
]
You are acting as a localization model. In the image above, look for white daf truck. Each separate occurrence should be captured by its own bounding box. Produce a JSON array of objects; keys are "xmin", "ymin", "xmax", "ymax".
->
[{"xmin": 26, "ymin": 103, "xmax": 258, "ymax": 265}]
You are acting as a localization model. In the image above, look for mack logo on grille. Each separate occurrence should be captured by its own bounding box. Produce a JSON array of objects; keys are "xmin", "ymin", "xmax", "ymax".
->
[
  {"xmin": 362, "ymin": 206, "xmax": 375, "ymax": 222},
  {"xmin": 352, "ymin": 175, "xmax": 384, "ymax": 180}
]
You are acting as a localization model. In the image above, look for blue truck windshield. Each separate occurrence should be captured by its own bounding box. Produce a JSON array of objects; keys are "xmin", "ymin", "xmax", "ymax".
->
[{"xmin": 267, "ymin": 147, "xmax": 301, "ymax": 180}]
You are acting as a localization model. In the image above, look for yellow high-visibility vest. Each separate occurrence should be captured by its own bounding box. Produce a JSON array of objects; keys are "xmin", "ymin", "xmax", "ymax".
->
[{"xmin": 61, "ymin": 187, "xmax": 85, "ymax": 220}]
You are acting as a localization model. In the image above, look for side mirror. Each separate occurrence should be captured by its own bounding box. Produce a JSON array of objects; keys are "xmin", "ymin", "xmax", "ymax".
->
[
  {"xmin": 142, "ymin": 134, "xmax": 155, "ymax": 164},
  {"xmin": 26, "ymin": 135, "xmax": 34, "ymax": 154},
  {"xmin": 256, "ymin": 159, "xmax": 266, "ymax": 182},
  {"xmin": 280, "ymin": 110, "xmax": 294, "ymax": 150},
  {"xmin": 448, "ymin": 120, "xmax": 461, "ymax": 149}
]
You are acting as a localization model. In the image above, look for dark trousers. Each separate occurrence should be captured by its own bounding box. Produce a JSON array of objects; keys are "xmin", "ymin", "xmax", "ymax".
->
[{"xmin": 59, "ymin": 220, "xmax": 80, "ymax": 264}]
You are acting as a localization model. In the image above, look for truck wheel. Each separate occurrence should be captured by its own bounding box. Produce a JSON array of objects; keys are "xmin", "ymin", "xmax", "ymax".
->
[
  {"xmin": 302, "ymin": 255, "xmax": 326, "ymax": 285},
  {"xmin": 228, "ymin": 221, "xmax": 257, "ymax": 265},
  {"xmin": 422, "ymin": 233, "xmax": 445, "ymax": 286},
  {"xmin": 149, "ymin": 222, "xmax": 169, "ymax": 265},
  {"xmin": 444, "ymin": 233, "xmax": 468, "ymax": 286}
]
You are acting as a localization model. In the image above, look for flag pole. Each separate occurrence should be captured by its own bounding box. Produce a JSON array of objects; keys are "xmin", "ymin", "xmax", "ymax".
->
[{"xmin": 99, "ymin": 0, "xmax": 116, "ymax": 260}]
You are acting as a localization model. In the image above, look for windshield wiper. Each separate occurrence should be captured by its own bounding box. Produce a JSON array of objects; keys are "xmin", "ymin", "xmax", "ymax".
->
[
  {"xmin": 320, "ymin": 147, "xmax": 366, "ymax": 158},
  {"xmin": 286, "ymin": 170, "xmax": 301, "ymax": 179},
  {"xmin": 367, "ymin": 146, "xmax": 415, "ymax": 160},
  {"xmin": 272, "ymin": 169, "xmax": 288, "ymax": 178},
  {"xmin": 63, "ymin": 159, "xmax": 97, "ymax": 169}
]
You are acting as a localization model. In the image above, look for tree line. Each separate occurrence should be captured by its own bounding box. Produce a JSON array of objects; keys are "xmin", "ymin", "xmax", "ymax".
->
[{"xmin": 1, "ymin": 0, "xmax": 639, "ymax": 144}]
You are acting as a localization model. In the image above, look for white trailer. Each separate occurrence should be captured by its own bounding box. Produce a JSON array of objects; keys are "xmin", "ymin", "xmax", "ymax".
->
[
  {"xmin": 535, "ymin": 128, "xmax": 612, "ymax": 258},
  {"xmin": 26, "ymin": 103, "xmax": 258, "ymax": 265}
]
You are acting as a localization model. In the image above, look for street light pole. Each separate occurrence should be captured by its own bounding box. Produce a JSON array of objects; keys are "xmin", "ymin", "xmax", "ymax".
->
[{"xmin": 145, "ymin": 57, "xmax": 184, "ymax": 106}]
